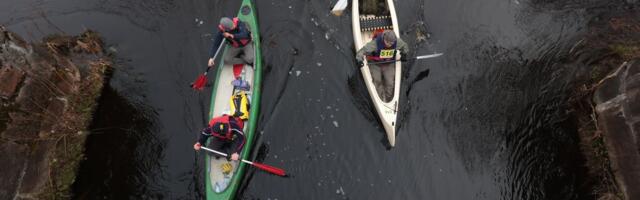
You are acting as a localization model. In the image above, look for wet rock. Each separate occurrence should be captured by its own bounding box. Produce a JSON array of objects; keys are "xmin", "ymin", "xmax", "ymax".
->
[
  {"xmin": 15, "ymin": 141, "xmax": 55, "ymax": 197},
  {"xmin": 593, "ymin": 60, "xmax": 640, "ymax": 200},
  {"xmin": 0, "ymin": 66, "xmax": 25, "ymax": 99},
  {"xmin": 0, "ymin": 142, "xmax": 28, "ymax": 200},
  {"xmin": 0, "ymin": 27, "xmax": 111, "ymax": 199},
  {"xmin": 2, "ymin": 112, "xmax": 40, "ymax": 140},
  {"xmin": 39, "ymin": 98, "xmax": 68, "ymax": 138}
]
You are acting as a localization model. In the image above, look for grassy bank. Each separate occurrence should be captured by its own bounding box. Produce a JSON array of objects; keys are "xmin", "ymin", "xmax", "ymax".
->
[{"xmin": 567, "ymin": 11, "xmax": 639, "ymax": 200}]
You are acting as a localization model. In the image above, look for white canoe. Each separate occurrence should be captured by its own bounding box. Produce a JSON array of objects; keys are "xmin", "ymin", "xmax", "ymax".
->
[{"xmin": 352, "ymin": 0, "xmax": 401, "ymax": 147}]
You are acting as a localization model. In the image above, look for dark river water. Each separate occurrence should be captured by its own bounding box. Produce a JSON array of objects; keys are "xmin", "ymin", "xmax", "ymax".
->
[{"xmin": 2, "ymin": 0, "xmax": 630, "ymax": 199}]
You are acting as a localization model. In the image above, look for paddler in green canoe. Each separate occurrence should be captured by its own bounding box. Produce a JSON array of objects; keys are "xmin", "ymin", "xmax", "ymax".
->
[
  {"xmin": 207, "ymin": 17, "xmax": 254, "ymax": 68},
  {"xmin": 194, "ymin": 114, "xmax": 246, "ymax": 161}
]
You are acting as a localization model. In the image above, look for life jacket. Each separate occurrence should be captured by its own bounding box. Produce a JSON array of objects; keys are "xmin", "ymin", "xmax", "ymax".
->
[
  {"xmin": 366, "ymin": 31, "xmax": 397, "ymax": 62},
  {"xmin": 208, "ymin": 115, "xmax": 244, "ymax": 140},
  {"xmin": 218, "ymin": 17, "xmax": 251, "ymax": 48},
  {"xmin": 229, "ymin": 91, "xmax": 250, "ymax": 120}
]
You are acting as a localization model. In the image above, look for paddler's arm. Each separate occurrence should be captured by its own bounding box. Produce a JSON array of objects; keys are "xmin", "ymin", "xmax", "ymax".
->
[
  {"xmin": 209, "ymin": 31, "xmax": 224, "ymax": 58},
  {"xmin": 396, "ymin": 38, "xmax": 410, "ymax": 57},
  {"xmin": 232, "ymin": 21, "xmax": 251, "ymax": 40},
  {"xmin": 355, "ymin": 40, "xmax": 378, "ymax": 62},
  {"xmin": 194, "ymin": 127, "xmax": 212, "ymax": 150},
  {"xmin": 227, "ymin": 129, "xmax": 246, "ymax": 160}
]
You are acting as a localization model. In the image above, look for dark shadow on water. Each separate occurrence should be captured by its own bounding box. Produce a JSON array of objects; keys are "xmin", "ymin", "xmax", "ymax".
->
[{"xmin": 72, "ymin": 85, "xmax": 170, "ymax": 199}]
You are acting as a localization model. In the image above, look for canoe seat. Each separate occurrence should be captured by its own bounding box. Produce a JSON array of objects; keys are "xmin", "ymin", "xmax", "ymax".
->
[{"xmin": 359, "ymin": 15, "xmax": 392, "ymax": 32}]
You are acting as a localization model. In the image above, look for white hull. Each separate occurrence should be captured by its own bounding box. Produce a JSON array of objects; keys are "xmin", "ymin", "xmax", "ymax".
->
[{"xmin": 352, "ymin": 0, "xmax": 401, "ymax": 147}]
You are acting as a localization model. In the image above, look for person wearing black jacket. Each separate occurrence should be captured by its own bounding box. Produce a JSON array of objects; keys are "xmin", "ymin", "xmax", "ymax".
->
[
  {"xmin": 207, "ymin": 17, "xmax": 254, "ymax": 68},
  {"xmin": 193, "ymin": 114, "xmax": 246, "ymax": 161}
]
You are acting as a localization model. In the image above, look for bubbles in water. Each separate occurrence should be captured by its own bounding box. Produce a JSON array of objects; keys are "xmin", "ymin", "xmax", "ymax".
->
[
  {"xmin": 296, "ymin": 71, "xmax": 301, "ymax": 76},
  {"xmin": 317, "ymin": 62, "xmax": 323, "ymax": 67},
  {"xmin": 332, "ymin": 121, "xmax": 339, "ymax": 127},
  {"xmin": 336, "ymin": 186, "xmax": 345, "ymax": 195}
]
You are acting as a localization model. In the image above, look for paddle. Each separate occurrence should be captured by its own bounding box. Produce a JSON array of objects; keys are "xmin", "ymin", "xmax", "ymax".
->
[
  {"xmin": 366, "ymin": 53, "xmax": 444, "ymax": 65},
  {"xmin": 331, "ymin": 0, "xmax": 348, "ymax": 16},
  {"xmin": 191, "ymin": 40, "xmax": 226, "ymax": 90},
  {"xmin": 201, "ymin": 146, "xmax": 286, "ymax": 177}
]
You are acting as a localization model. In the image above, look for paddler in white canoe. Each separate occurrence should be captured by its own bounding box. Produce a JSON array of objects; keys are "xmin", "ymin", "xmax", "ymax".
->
[{"xmin": 355, "ymin": 30, "xmax": 409, "ymax": 102}]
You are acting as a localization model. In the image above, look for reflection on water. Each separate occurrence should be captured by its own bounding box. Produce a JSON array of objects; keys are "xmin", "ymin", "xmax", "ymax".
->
[{"xmin": 72, "ymin": 85, "xmax": 168, "ymax": 199}]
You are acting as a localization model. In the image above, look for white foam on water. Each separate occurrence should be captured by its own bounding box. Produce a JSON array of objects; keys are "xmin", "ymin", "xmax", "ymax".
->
[{"xmin": 332, "ymin": 121, "xmax": 339, "ymax": 127}]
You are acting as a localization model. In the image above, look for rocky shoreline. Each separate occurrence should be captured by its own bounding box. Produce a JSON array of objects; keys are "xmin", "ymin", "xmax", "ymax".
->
[
  {"xmin": 0, "ymin": 26, "xmax": 111, "ymax": 199},
  {"xmin": 568, "ymin": 9, "xmax": 639, "ymax": 200}
]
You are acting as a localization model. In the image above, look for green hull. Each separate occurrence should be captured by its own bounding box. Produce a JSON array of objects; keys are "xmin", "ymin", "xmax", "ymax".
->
[{"xmin": 205, "ymin": 0, "xmax": 261, "ymax": 199}]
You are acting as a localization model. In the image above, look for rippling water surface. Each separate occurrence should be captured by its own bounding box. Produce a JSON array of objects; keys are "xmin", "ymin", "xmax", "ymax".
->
[{"xmin": 1, "ymin": 0, "xmax": 629, "ymax": 199}]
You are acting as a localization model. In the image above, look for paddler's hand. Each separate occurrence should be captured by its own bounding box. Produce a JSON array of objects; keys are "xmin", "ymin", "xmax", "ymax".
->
[
  {"xmin": 208, "ymin": 58, "xmax": 215, "ymax": 67},
  {"xmin": 193, "ymin": 142, "xmax": 202, "ymax": 151},
  {"xmin": 230, "ymin": 153, "xmax": 239, "ymax": 161},
  {"xmin": 356, "ymin": 60, "xmax": 364, "ymax": 67},
  {"xmin": 223, "ymin": 32, "xmax": 234, "ymax": 39},
  {"xmin": 400, "ymin": 53, "xmax": 408, "ymax": 62}
]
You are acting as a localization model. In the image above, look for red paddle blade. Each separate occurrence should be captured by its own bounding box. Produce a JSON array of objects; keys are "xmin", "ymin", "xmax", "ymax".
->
[
  {"xmin": 191, "ymin": 75, "xmax": 207, "ymax": 90},
  {"xmin": 251, "ymin": 162, "xmax": 286, "ymax": 176}
]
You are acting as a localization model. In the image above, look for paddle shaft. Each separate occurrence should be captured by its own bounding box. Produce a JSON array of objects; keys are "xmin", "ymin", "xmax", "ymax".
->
[
  {"xmin": 366, "ymin": 53, "xmax": 443, "ymax": 65},
  {"xmin": 204, "ymin": 40, "xmax": 227, "ymax": 74},
  {"xmin": 201, "ymin": 146, "xmax": 253, "ymax": 164},
  {"xmin": 200, "ymin": 146, "xmax": 286, "ymax": 176}
]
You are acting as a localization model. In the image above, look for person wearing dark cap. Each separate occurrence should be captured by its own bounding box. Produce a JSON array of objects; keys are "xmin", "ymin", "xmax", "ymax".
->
[
  {"xmin": 355, "ymin": 30, "xmax": 409, "ymax": 102},
  {"xmin": 193, "ymin": 114, "xmax": 246, "ymax": 161},
  {"xmin": 208, "ymin": 17, "xmax": 254, "ymax": 68}
]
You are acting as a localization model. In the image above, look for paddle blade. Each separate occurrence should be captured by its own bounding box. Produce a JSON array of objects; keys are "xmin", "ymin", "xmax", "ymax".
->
[
  {"xmin": 191, "ymin": 74, "xmax": 207, "ymax": 90},
  {"xmin": 415, "ymin": 53, "xmax": 444, "ymax": 60},
  {"xmin": 251, "ymin": 162, "xmax": 286, "ymax": 176},
  {"xmin": 331, "ymin": 0, "xmax": 348, "ymax": 16}
]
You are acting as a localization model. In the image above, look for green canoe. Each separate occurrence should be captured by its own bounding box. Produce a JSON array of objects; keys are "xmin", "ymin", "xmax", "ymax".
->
[{"xmin": 205, "ymin": 0, "xmax": 261, "ymax": 199}]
